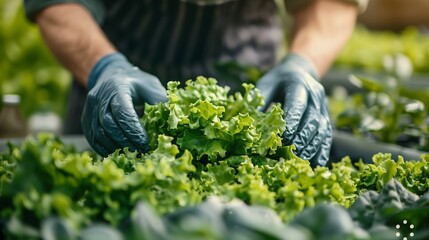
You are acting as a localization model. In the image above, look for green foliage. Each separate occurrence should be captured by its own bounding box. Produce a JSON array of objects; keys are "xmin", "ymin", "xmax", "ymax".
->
[
  {"xmin": 1, "ymin": 77, "xmax": 429, "ymax": 239},
  {"xmin": 354, "ymin": 153, "xmax": 429, "ymax": 195},
  {"xmin": 0, "ymin": 0, "xmax": 70, "ymax": 117},
  {"xmin": 334, "ymin": 55, "xmax": 429, "ymax": 151},
  {"xmin": 142, "ymin": 76, "xmax": 285, "ymax": 160},
  {"xmin": 336, "ymin": 26, "xmax": 429, "ymax": 73},
  {"xmin": 350, "ymin": 179, "xmax": 429, "ymax": 239}
]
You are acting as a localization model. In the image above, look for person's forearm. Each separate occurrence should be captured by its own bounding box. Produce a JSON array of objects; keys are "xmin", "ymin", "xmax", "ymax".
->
[
  {"xmin": 288, "ymin": 0, "xmax": 358, "ymax": 76},
  {"xmin": 35, "ymin": 3, "xmax": 116, "ymax": 86}
]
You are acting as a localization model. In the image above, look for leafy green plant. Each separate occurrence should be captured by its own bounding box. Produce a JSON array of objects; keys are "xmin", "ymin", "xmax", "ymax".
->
[
  {"xmin": 1, "ymin": 77, "xmax": 429, "ymax": 239},
  {"xmin": 142, "ymin": 76, "xmax": 285, "ymax": 160},
  {"xmin": 335, "ymin": 54, "xmax": 429, "ymax": 151},
  {"xmin": 350, "ymin": 179, "xmax": 429, "ymax": 240}
]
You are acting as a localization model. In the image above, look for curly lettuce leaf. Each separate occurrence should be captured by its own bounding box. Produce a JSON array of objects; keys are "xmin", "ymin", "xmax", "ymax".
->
[{"xmin": 141, "ymin": 76, "xmax": 286, "ymax": 161}]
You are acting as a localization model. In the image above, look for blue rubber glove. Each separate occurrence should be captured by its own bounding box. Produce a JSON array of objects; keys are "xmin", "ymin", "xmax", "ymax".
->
[
  {"xmin": 256, "ymin": 53, "xmax": 332, "ymax": 167},
  {"xmin": 82, "ymin": 53, "xmax": 167, "ymax": 157}
]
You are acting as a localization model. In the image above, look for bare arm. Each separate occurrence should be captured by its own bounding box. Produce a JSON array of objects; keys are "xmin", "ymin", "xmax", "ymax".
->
[
  {"xmin": 288, "ymin": 0, "xmax": 358, "ymax": 76},
  {"xmin": 35, "ymin": 3, "xmax": 116, "ymax": 86}
]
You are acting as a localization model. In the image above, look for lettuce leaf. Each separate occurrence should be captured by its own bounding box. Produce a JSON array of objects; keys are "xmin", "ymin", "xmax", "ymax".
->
[{"xmin": 141, "ymin": 76, "xmax": 286, "ymax": 161}]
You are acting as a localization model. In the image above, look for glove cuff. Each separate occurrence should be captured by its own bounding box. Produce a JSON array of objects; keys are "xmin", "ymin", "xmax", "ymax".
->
[
  {"xmin": 88, "ymin": 52, "xmax": 129, "ymax": 90},
  {"xmin": 279, "ymin": 53, "xmax": 319, "ymax": 80}
]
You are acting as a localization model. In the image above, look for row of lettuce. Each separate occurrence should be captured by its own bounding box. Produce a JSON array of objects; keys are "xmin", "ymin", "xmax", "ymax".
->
[
  {"xmin": 1, "ymin": 77, "xmax": 429, "ymax": 239},
  {"xmin": 329, "ymin": 53, "xmax": 429, "ymax": 152},
  {"xmin": 1, "ymin": 134, "xmax": 428, "ymax": 239}
]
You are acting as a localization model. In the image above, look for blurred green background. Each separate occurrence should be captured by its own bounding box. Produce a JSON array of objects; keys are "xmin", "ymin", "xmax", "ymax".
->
[
  {"xmin": 335, "ymin": 26, "xmax": 429, "ymax": 73},
  {"xmin": 0, "ymin": 0, "xmax": 70, "ymax": 119}
]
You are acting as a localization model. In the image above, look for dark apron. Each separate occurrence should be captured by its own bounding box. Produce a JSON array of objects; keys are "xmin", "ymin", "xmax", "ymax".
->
[{"xmin": 63, "ymin": 0, "xmax": 283, "ymax": 134}]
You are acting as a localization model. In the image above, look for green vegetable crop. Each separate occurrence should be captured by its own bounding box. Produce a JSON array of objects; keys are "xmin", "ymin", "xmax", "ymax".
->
[
  {"xmin": 1, "ymin": 77, "xmax": 429, "ymax": 239},
  {"xmin": 142, "ymin": 76, "xmax": 286, "ymax": 160}
]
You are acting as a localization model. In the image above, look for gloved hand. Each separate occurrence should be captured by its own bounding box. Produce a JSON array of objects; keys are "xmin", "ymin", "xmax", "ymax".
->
[
  {"xmin": 82, "ymin": 53, "xmax": 167, "ymax": 157},
  {"xmin": 256, "ymin": 53, "xmax": 332, "ymax": 167}
]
